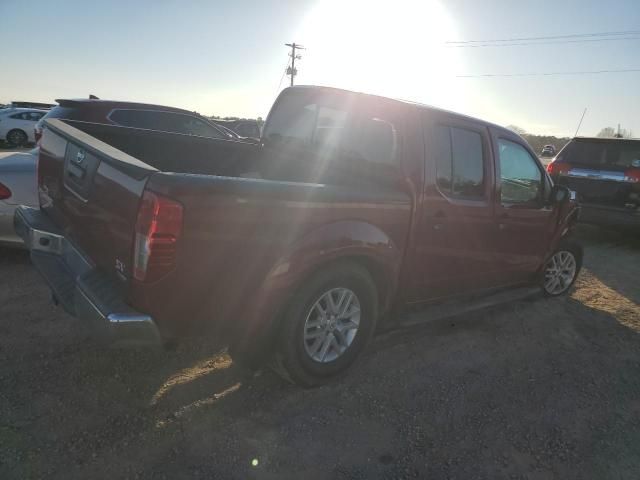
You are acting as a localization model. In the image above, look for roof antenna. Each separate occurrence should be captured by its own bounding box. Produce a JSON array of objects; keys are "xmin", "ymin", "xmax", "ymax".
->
[
  {"xmin": 573, "ymin": 108, "xmax": 587, "ymax": 137},
  {"xmin": 89, "ymin": 94, "xmax": 99, "ymax": 99}
]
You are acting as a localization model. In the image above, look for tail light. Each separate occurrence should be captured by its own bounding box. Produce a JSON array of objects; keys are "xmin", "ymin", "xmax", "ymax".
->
[
  {"xmin": 133, "ymin": 191, "xmax": 183, "ymax": 282},
  {"xmin": 624, "ymin": 168, "xmax": 640, "ymax": 183},
  {"xmin": 0, "ymin": 182, "xmax": 11, "ymax": 200},
  {"xmin": 546, "ymin": 161, "xmax": 570, "ymax": 176}
]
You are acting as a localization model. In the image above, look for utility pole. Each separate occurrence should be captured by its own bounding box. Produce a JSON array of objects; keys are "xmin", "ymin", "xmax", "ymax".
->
[{"xmin": 285, "ymin": 43, "xmax": 305, "ymax": 86}]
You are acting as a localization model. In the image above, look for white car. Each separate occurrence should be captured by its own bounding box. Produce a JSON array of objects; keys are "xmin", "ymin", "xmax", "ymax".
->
[
  {"xmin": 0, "ymin": 108, "xmax": 48, "ymax": 146},
  {"xmin": 0, "ymin": 149, "xmax": 38, "ymax": 246}
]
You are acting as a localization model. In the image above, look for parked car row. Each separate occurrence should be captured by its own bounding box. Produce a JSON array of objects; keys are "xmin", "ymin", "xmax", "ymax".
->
[{"xmin": 13, "ymin": 85, "xmax": 582, "ymax": 386}]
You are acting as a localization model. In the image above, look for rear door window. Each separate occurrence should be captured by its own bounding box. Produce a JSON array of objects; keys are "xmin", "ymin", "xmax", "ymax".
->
[
  {"xmin": 110, "ymin": 110, "xmax": 225, "ymax": 139},
  {"xmin": 432, "ymin": 124, "xmax": 486, "ymax": 199},
  {"xmin": 234, "ymin": 122, "xmax": 260, "ymax": 138},
  {"xmin": 27, "ymin": 112, "xmax": 44, "ymax": 121}
]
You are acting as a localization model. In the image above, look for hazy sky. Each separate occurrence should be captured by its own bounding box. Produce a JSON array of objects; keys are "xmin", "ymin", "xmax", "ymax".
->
[{"xmin": 1, "ymin": 0, "xmax": 638, "ymax": 137}]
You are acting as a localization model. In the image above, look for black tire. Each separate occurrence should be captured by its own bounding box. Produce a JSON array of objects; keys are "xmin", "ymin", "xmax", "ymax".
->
[
  {"xmin": 541, "ymin": 239, "xmax": 583, "ymax": 296},
  {"xmin": 275, "ymin": 262, "xmax": 378, "ymax": 387},
  {"xmin": 6, "ymin": 129, "xmax": 28, "ymax": 147}
]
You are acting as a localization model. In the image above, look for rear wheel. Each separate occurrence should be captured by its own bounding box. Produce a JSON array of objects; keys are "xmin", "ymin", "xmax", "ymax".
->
[
  {"xmin": 542, "ymin": 241, "xmax": 582, "ymax": 296},
  {"xmin": 6, "ymin": 129, "xmax": 28, "ymax": 147},
  {"xmin": 275, "ymin": 263, "xmax": 378, "ymax": 387}
]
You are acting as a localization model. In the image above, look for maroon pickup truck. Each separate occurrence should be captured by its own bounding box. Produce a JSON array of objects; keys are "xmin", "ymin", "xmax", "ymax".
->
[{"xmin": 15, "ymin": 86, "xmax": 581, "ymax": 386}]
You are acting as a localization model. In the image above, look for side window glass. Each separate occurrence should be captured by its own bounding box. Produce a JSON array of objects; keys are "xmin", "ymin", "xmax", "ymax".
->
[
  {"xmin": 178, "ymin": 115, "xmax": 224, "ymax": 139},
  {"xmin": 432, "ymin": 124, "xmax": 485, "ymax": 198},
  {"xmin": 345, "ymin": 114, "xmax": 398, "ymax": 165},
  {"xmin": 110, "ymin": 109, "xmax": 147, "ymax": 128},
  {"xmin": 433, "ymin": 124, "xmax": 452, "ymax": 191},
  {"xmin": 263, "ymin": 98, "xmax": 318, "ymax": 147},
  {"xmin": 451, "ymin": 127, "xmax": 484, "ymax": 198},
  {"xmin": 10, "ymin": 113, "xmax": 23, "ymax": 119},
  {"xmin": 313, "ymin": 106, "xmax": 348, "ymax": 148},
  {"xmin": 498, "ymin": 139, "xmax": 543, "ymax": 204}
]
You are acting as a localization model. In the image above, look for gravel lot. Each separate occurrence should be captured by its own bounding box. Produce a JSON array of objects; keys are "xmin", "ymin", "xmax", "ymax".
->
[{"xmin": 1, "ymin": 226, "xmax": 639, "ymax": 479}]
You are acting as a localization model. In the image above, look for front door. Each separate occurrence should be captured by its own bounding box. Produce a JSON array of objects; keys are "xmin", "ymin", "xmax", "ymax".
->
[
  {"xmin": 491, "ymin": 131, "xmax": 556, "ymax": 284},
  {"xmin": 407, "ymin": 114, "xmax": 501, "ymax": 302}
]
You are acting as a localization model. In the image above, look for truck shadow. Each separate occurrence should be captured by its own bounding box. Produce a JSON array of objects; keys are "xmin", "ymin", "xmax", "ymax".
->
[{"xmin": 145, "ymin": 273, "xmax": 640, "ymax": 430}]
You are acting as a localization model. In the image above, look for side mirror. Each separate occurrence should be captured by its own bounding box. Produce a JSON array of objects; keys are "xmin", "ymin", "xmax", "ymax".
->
[{"xmin": 550, "ymin": 184, "xmax": 571, "ymax": 205}]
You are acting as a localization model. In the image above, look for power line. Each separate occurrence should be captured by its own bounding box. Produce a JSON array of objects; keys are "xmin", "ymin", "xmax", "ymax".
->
[
  {"xmin": 446, "ymin": 29, "xmax": 640, "ymax": 45},
  {"xmin": 447, "ymin": 35, "xmax": 640, "ymax": 48},
  {"xmin": 456, "ymin": 68, "xmax": 640, "ymax": 78},
  {"xmin": 274, "ymin": 56, "xmax": 290, "ymax": 96}
]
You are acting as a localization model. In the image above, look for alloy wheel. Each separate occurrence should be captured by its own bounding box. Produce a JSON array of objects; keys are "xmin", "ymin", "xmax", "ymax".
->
[
  {"xmin": 303, "ymin": 287, "xmax": 361, "ymax": 363},
  {"xmin": 544, "ymin": 250, "xmax": 577, "ymax": 295}
]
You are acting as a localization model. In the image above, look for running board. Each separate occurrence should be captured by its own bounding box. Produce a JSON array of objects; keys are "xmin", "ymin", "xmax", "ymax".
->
[{"xmin": 396, "ymin": 286, "xmax": 541, "ymax": 329}]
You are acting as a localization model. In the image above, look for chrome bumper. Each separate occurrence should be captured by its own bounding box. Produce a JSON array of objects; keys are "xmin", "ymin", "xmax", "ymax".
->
[{"xmin": 13, "ymin": 206, "xmax": 161, "ymax": 347}]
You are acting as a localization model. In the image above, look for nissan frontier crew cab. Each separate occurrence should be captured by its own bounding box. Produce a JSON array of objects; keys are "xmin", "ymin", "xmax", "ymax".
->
[{"xmin": 15, "ymin": 86, "xmax": 582, "ymax": 386}]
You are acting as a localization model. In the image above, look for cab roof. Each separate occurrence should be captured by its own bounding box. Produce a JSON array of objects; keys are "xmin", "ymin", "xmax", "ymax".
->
[{"xmin": 288, "ymin": 85, "xmax": 515, "ymax": 137}]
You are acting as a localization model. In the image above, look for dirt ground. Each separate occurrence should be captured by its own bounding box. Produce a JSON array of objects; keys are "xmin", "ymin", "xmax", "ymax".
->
[{"xmin": 1, "ymin": 225, "xmax": 639, "ymax": 479}]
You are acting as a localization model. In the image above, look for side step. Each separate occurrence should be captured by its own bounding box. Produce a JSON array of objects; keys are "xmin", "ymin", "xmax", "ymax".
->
[{"xmin": 396, "ymin": 286, "xmax": 541, "ymax": 329}]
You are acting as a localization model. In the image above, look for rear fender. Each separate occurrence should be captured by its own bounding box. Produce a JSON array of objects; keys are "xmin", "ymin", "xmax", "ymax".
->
[{"xmin": 230, "ymin": 220, "xmax": 403, "ymax": 361}]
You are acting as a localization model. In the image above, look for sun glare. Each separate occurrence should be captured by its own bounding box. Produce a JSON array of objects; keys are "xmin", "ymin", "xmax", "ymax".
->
[{"xmin": 295, "ymin": 0, "xmax": 466, "ymax": 111}]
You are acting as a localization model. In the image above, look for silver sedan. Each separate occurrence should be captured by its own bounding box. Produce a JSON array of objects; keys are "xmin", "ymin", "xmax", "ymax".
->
[{"xmin": 0, "ymin": 149, "xmax": 38, "ymax": 247}]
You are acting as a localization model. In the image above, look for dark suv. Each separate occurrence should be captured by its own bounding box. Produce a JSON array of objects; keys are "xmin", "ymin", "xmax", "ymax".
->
[
  {"xmin": 34, "ymin": 99, "xmax": 233, "ymax": 144},
  {"xmin": 547, "ymin": 137, "xmax": 640, "ymax": 228}
]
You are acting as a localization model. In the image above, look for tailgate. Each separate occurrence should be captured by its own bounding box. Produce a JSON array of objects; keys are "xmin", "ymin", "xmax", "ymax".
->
[
  {"xmin": 559, "ymin": 171, "xmax": 635, "ymax": 207},
  {"xmin": 38, "ymin": 118, "xmax": 157, "ymax": 283}
]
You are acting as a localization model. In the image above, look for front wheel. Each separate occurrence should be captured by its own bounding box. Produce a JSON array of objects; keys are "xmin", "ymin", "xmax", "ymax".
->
[
  {"xmin": 275, "ymin": 263, "xmax": 378, "ymax": 387},
  {"xmin": 541, "ymin": 240, "xmax": 583, "ymax": 296}
]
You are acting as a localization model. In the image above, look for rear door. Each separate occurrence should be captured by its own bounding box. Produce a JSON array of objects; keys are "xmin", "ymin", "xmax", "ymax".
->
[
  {"xmin": 556, "ymin": 139, "xmax": 640, "ymax": 208},
  {"xmin": 408, "ymin": 113, "xmax": 500, "ymax": 302},
  {"xmin": 491, "ymin": 131, "xmax": 555, "ymax": 283}
]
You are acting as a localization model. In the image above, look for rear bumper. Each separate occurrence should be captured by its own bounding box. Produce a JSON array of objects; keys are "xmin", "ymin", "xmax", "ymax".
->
[
  {"xmin": 0, "ymin": 202, "xmax": 24, "ymax": 247},
  {"xmin": 13, "ymin": 206, "xmax": 161, "ymax": 346},
  {"xmin": 579, "ymin": 204, "xmax": 640, "ymax": 229}
]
